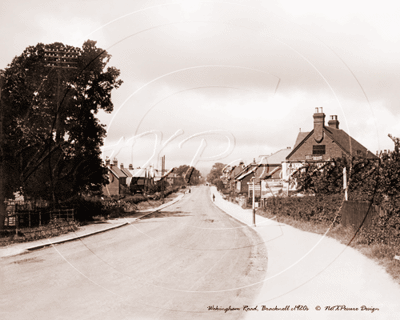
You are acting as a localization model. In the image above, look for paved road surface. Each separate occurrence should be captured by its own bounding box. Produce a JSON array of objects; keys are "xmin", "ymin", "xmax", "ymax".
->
[{"xmin": 0, "ymin": 186, "xmax": 267, "ymax": 320}]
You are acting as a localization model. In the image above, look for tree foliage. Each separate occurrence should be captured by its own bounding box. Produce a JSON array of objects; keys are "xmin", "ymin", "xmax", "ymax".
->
[
  {"xmin": 207, "ymin": 162, "xmax": 227, "ymax": 190},
  {"xmin": 1, "ymin": 40, "xmax": 123, "ymax": 204},
  {"xmin": 173, "ymin": 165, "xmax": 201, "ymax": 185}
]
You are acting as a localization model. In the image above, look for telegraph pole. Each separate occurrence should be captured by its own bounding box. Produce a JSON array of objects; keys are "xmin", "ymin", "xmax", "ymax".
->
[
  {"xmin": 44, "ymin": 47, "xmax": 79, "ymax": 141},
  {"xmin": 44, "ymin": 47, "xmax": 79, "ymax": 206},
  {"xmin": 252, "ymin": 177, "xmax": 256, "ymax": 227},
  {"xmin": 161, "ymin": 155, "xmax": 165, "ymax": 204}
]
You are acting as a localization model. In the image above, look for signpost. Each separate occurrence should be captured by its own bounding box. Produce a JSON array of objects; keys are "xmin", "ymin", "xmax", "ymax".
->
[
  {"xmin": 252, "ymin": 178, "xmax": 256, "ymax": 227},
  {"xmin": 343, "ymin": 167, "xmax": 348, "ymax": 201}
]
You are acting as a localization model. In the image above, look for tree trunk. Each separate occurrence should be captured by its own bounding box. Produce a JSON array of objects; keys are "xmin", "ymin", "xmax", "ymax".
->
[{"xmin": 0, "ymin": 75, "xmax": 6, "ymax": 230}]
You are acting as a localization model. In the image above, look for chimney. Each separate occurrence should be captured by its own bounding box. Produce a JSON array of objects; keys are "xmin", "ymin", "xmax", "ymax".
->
[
  {"xmin": 129, "ymin": 164, "xmax": 133, "ymax": 170},
  {"xmin": 105, "ymin": 157, "xmax": 110, "ymax": 167},
  {"xmin": 120, "ymin": 163, "xmax": 124, "ymax": 169},
  {"xmin": 328, "ymin": 115, "xmax": 339, "ymax": 129},
  {"xmin": 112, "ymin": 158, "xmax": 118, "ymax": 168},
  {"xmin": 313, "ymin": 107, "xmax": 325, "ymax": 143}
]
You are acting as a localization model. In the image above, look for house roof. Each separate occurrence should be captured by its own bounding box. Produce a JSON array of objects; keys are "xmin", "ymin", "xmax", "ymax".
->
[
  {"xmin": 324, "ymin": 126, "xmax": 376, "ymax": 158},
  {"xmin": 259, "ymin": 148, "xmax": 293, "ymax": 164},
  {"xmin": 236, "ymin": 164, "xmax": 282, "ymax": 182},
  {"xmin": 120, "ymin": 168, "xmax": 133, "ymax": 177},
  {"xmin": 109, "ymin": 166, "xmax": 127, "ymax": 178},
  {"xmin": 235, "ymin": 163, "xmax": 257, "ymax": 180},
  {"xmin": 236, "ymin": 167, "xmax": 256, "ymax": 181},
  {"xmin": 293, "ymin": 132, "xmax": 310, "ymax": 149},
  {"xmin": 286, "ymin": 126, "xmax": 377, "ymax": 160},
  {"xmin": 229, "ymin": 165, "xmax": 245, "ymax": 180}
]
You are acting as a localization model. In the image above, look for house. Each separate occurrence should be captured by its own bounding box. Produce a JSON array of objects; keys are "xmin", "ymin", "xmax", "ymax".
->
[
  {"xmin": 119, "ymin": 163, "xmax": 133, "ymax": 186},
  {"xmin": 130, "ymin": 167, "xmax": 154, "ymax": 193},
  {"xmin": 226, "ymin": 162, "xmax": 246, "ymax": 193},
  {"xmin": 235, "ymin": 161, "xmax": 258, "ymax": 194},
  {"xmin": 165, "ymin": 172, "xmax": 183, "ymax": 186},
  {"xmin": 102, "ymin": 158, "xmax": 129, "ymax": 196},
  {"xmin": 282, "ymin": 108, "xmax": 377, "ymax": 181},
  {"xmin": 258, "ymin": 147, "xmax": 293, "ymax": 180}
]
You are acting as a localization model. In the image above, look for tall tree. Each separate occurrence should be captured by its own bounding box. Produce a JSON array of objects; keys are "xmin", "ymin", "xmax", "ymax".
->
[
  {"xmin": 0, "ymin": 40, "xmax": 122, "ymax": 227},
  {"xmin": 207, "ymin": 162, "xmax": 227, "ymax": 185},
  {"xmin": 174, "ymin": 165, "xmax": 201, "ymax": 185}
]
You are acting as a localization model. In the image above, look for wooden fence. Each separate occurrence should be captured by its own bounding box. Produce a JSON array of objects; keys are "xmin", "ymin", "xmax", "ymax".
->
[
  {"xmin": 3, "ymin": 209, "xmax": 74, "ymax": 234},
  {"xmin": 340, "ymin": 200, "xmax": 377, "ymax": 230}
]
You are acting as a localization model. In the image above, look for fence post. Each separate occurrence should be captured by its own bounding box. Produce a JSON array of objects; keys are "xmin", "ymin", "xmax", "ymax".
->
[
  {"xmin": 15, "ymin": 214, "xmax": 18, "ymax": 235},
  {"xmin": 29, "ymin": 212, "xmax": 31, "ymax": 228},
  {"xmin": 39, "ymin": 211, "xmax": 41, "ymax": 226}
]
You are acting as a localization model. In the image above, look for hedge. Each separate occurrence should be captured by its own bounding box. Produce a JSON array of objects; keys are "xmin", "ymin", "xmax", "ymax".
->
[{"xmin": 264, "ymin": 194, "xmax": 343, "ymax": 225}]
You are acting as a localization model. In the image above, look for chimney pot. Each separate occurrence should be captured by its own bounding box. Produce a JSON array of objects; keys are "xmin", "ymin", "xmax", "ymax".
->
[
  {"xmin": 129, "ymin": 164, "xmax": 133, "ymax": 170},
  {"xmin": 120, "ymin": 163, "xmax": 124, "ymax": 169},
  {"xmin": 328, "ymin": 115, "xmax": 340, "ymax": 129}
]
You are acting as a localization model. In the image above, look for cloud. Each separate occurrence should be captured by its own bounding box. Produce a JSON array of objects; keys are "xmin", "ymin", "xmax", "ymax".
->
[{"xmin": 3, "ymin": 0, "xmax": 400, "ymax": 172}]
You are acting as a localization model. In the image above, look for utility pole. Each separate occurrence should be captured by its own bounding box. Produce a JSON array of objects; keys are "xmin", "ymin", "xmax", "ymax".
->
[
  {"xmin": 161, "ymin": 155, "xmax": 165, "ymax": 204},
  {"xmin": 44, "ymin": 48, "xmax": 79, "ymax": 141},
  {"xmin": 252, "ymin": 177, "xmax": 256, "ymax": 227},
  {"xmin": 0, "ymin": 75, "xmax": 5, "ymax": 230},
  {"xmin": 44, "ymin": 47, "xmax": 79, "ymax": 206}
]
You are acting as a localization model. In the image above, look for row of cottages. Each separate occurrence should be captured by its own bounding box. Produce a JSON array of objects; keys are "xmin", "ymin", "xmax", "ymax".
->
[
  {"xmin": 228, "ymin": 147, "xmax": 292, "ymax": 198},
  {"xmin": 102, "ymin": 158, "xmax": 154, "ymax": 196},
  {"xmin": 225, "ymin": 108, "xmax": 377, "ymax": 200}
]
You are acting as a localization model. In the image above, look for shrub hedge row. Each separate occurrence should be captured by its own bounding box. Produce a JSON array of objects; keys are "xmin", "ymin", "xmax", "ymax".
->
[
  {"xmin": 62, "ymin": 186, "xmax": 184, "ymax": 221},
  {"xmin": 263, "ymin": 194, "xmax": 343, "ymax": 226},
  {"xmin": 263, "ymin": 194, "xmax": 400, "ymax": 247}
]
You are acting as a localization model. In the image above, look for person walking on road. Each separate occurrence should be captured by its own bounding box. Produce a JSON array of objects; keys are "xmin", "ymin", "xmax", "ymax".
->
[{"xmin": 212, "ymin": 194, "xmax": 215, "ymax": 202}]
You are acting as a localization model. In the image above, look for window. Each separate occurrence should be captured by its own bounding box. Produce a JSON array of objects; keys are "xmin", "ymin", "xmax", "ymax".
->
[{"xmin": 313, "ymin": 145, "xmax": 325, "ymax": 155}]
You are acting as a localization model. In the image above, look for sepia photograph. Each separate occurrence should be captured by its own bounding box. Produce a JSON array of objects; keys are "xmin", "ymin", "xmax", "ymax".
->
[{"xmin": 1, "ymin": 1, "xmax": 400, "ymax": 319}]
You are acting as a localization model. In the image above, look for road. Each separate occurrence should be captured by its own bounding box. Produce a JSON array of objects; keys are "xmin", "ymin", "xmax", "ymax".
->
[{"xmin": 0, "ymin": 186, "xmax": 267, "ymax": 320}]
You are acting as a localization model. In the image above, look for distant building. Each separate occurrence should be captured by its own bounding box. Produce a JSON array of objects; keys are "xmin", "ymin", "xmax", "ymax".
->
[
  {"xmin": 130, "ymin": 167, "xmax": 154, "ymax": 193},
  {"xmin": 119, "ymin": 163, "xmax": 133, "ymax": 186},
  {"xmin": 258, "ymin": 147, "xmax": 293, "ymax": 180},
  {"xmin": 282, "ymin": 108, "xmax": 377, "ymax": 180},
  {"xmin": 103, "ymin": 158, "xmax": 128, "ymax": 196}
]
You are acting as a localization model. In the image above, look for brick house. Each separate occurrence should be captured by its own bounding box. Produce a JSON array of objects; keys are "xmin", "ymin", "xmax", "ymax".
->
[
  {"xmin": 102, "ymin": 158, "xmax": 128, "ymax": 196},
  {"xmin": 282, "ymin": 108, "xmax": 377, "ymax": 180},
  {"xmin": 120, "ymin": 163, "xmax": 133, "ymax": 186},
  {"xmin": 235, "ymin": 162, "xmax": 256, "ymax": 194}
]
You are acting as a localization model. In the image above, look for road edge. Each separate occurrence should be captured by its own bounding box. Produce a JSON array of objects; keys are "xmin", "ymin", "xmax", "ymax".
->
[{"xmin": 25, "ymin": 192, "xmax": 186, "ymax": 252}]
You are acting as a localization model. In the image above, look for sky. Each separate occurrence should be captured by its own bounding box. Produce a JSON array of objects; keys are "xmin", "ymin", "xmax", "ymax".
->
[{"xmin": 1, "ymin": 0, "xmax": 400, "ymax": 176}]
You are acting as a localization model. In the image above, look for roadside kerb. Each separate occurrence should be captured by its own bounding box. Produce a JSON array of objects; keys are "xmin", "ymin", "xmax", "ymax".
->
[
  {"xmin": 25, "ymin": 193, "xmax": 186, "ymax": 252},
  {"xmin": 25, "ymin": 222, "xmax": 129, "ymax": 251}
]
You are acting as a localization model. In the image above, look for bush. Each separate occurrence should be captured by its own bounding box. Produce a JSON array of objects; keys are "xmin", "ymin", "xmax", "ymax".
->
[
  {"xmin": 61, "ymin": 197, "xmax": 103, "ymax": 222},
  {"xmin": 357, "ymin": 203, "xmax": 400, "ymax": 246}
]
